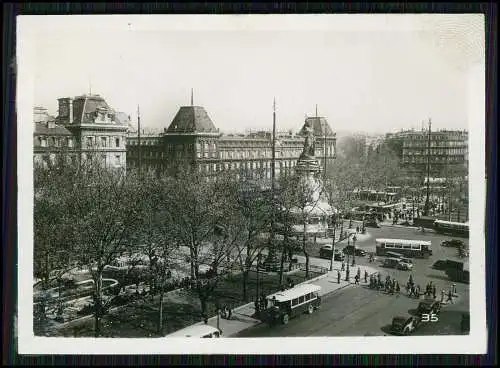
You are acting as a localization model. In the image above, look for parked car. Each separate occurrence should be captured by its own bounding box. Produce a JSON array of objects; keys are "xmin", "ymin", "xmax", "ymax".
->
[
  {"xmin": 441, "ymin": 239, "xmax": 465, "ymax": 248},
  {"xmin": 391, "ymin": 315, "xmax": 421, "ymax": 335},
  {"xmin": 416, "ymin": 300, "xmax": 441, "ymax": 317},
  {"xmin": 343, "ymin": 246, "xmax": 367, "ymax": 256}
]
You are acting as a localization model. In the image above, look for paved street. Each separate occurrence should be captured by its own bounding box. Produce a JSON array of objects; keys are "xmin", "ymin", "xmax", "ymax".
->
[
  {"xmin": 234, "ymin": 277, "xmax": 468, "ymax": 337},
  {"xmin": 233, "ymin": 223, "xmax": 469, "ymax": 337}
]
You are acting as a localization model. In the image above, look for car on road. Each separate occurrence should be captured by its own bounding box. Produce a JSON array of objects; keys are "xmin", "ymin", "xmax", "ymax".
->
[
  {"xmin": 382, "ymin": 257, "xmax": 401, "ymax": 269},
  {"xmin": 391, "ymin": 315, "xmax": 421, "ymax": 335},
  {"xmin": 397, "ymin": 258, "xmax": 413, "ymax": 271},
  {"xmin": 342, "ymin": 246, "xmax": 367, "ymax": 256},
  {"xmin": 441, "ymin": 239, "xmax": 465, "ymax": 248},
  {"xmin": 416, "ymin": 300, "xmax": 442, "ymax": 317},
  {"xmin": 319, "ymin": 245, "xmax": 345, "ymax": 261}
]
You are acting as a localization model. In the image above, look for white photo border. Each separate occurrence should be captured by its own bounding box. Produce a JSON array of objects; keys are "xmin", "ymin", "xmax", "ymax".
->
[{"xmin": 17, "ymin": 14, "xmax": 487, "ymax": 355}]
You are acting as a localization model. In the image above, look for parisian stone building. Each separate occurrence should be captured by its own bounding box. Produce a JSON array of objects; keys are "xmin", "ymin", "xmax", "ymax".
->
[
  {"xmin": 386, "ymin": 128, "xmax": 469, "ymax": 179},
  {"xmin": 126, "ymin": 104, "xmax": 337, "ymax": 178},
  {"xmin": 33, "ymin": 94, "xmax": 130, "ymax": 170}
]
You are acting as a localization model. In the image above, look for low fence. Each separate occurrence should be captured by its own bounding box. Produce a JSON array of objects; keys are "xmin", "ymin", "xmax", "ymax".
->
[{"xmin": 298, "ymin": 263, "xmax": 328, "ymax": 276}]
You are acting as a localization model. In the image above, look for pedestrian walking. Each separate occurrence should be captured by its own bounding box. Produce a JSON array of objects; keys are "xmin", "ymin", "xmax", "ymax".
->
[
  {"xmin": 364, "ymin": 270, "xmax": 368, "ymax": 283},
  {"xmin": 441, "ymin": 289, "xmax": 445, "ymax": 303},
  {"xmin": 447, "ymin": 289, "xmax": 454, "ymax": 304},
  {"xmin": 354, "ymin": 274, "xmax": 360, "ymax": 285},
  {"xmin": 432, "ymin": 285, "xmax": 437, "ymax": 299},
  {"xmin": 337, "ymin": 270, "xmax": 341, "ymax": 284},
  {"xmin": 416, "ymin": 284, "xmax": 421, "ymax": 298},
  {"xmin": 396, "ymin": 281, "xmax": 400, "ymax": 293}
]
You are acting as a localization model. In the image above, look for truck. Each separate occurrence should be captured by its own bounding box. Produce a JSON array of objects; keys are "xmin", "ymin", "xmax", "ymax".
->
[{"xmin": 444, "ymin": 260, "xmax": 469, "ymax": 284}]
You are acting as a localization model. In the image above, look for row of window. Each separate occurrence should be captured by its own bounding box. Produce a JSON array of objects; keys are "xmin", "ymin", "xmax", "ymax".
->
[
  {"xmin": 37, "ymin": 136, "xmax": 73, "ymax": 148},
  {"xmin": 384, "ymin": 243, "xmax": 422, "ymax": 250},
  {"xmin": 34, "ymin": 153, "xmax": 123, "ymax": 166},
  {"xmin": 404, "ymin": 140, "xmax": 467, "ymax": 148},
  {"xmin": 291, "ymin": 292, "xmax": 317, "ymax": 307},
  {"xmin": 86, "ymin": 136, "xmax": 122, "ymax": 148},
  {"xmin": 404, "ymin": 148, "xmax": 468, "ymax": 155},
  {"xmin": 403, "ymin": 156, "xmax": 466, "ymax": 163},
  {"xmin": 196, "ymin": 160, "xmax": 300, "ymax": 173}
]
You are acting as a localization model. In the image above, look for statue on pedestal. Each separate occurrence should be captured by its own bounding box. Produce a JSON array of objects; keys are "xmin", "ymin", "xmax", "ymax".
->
[{"xmin": 301, "ymin": 122, "xmax": 315, "ymax": 159}]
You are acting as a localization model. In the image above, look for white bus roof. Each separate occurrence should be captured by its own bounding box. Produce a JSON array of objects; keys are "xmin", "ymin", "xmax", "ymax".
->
[
  {"xmin": 267, "ymin": 283, "xmax": 322, "ymax": 303},
  {"xmin": 376, "ymin": 238, "xmax": 432, "ymax": 246},
  {"xmin": 165, "ymin": 324, "xmax": 221, "ymax": 337},
  {"xmin": 434, "ymin": 220, "xmax": 469, "ymax": 226}
]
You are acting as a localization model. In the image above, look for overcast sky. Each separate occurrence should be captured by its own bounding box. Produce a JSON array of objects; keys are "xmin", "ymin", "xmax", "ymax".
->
[{"xmin": 24, "ymin": 14, "xmax": 484, "ymax": 134}]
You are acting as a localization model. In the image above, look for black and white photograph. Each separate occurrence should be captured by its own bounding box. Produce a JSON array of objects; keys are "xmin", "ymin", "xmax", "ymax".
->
[{"xmin": 17, "ymin": 14, "xmax": 486, "ymax": 354}]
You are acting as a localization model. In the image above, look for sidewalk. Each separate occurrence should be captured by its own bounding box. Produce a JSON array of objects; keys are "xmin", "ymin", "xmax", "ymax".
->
[{"xmin": 188, "ymin": 260, "xmax": 379, "ymax": 337}]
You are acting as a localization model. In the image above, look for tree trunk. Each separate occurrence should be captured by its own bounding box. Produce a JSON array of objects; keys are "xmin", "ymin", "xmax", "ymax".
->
[
  {"xmin": 200, "ymin": 296, "xmax": 207, "ymax": 317},
  {"xmin": 158, "ymin": 290, "xmax": 164, "ymax": 335},
  {"xmin": 242, "ymin": 269, "xmax": 249, "ymax": 302},
  {"xmin": 93, "ymin": 273, "xmax": 102, "ymax": 338},
  {"xmin": 279, "ymin": 245, "xmax": 286, "ymax": 286}
]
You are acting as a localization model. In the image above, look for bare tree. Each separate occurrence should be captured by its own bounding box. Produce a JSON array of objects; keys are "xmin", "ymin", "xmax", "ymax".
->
[
  {"xmin": 229, "ymin": 178, "xmax": 272, "ymax": 301},
  {"xmin": 165, "ymin": 166, "xmax": 237, "ymax": 317},
  {"xmin": 65, "ymin": 154, "xmax": 145, "ymax": 337},
  {"xmin": 293, "ymin": 174, "xmax": 324, "ymax": 279},
  {"xmin": 275, "ymin": 174, "xmax": 301, "ymax": 284}
]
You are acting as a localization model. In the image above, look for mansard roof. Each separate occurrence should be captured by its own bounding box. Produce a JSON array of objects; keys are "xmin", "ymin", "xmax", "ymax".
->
[
  {"xmin": 63, "ymin": 94, "xmax": 125, "ymax": 126},
  {"xmin": 299, "ymin": 117, "xmax": 335, "ymax": 137},
  {"xmin": 166, "ymin": 106, "xmax": 218, "ymax": 134},
  {"xmin": 34, "ymin": 122, "xmax": 72, "ymax": 136}
]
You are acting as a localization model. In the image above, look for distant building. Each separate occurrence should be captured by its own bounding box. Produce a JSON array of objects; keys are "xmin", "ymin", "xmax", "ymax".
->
[
  {"xmin": 386, "ymin": 128, "xmax": 468, "ymax": 179},
  {"xmin": 34, "ymin": 94, "xmax": 129, "ymax": 170},
  {"xmin": 126, "ymin": 105, "xmax": 337, "ymax": 179}
]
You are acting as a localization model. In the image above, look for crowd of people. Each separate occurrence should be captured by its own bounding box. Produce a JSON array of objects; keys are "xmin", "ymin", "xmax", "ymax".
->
[{"xmin": 366, "ymin": 272, "xmax": 457, "ymax": 304}]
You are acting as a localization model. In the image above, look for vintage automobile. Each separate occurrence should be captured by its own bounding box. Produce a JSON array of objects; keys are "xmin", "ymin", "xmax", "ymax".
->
[
  {"xmin": 441, "ymin": 239, "xmax": 465, "ymax": 248},
  {"xmin": 416, "ymin": 300, "xmax": 442, "ymax": 317},
  {"xmin": 390, "ymin": 315, "xmax": 421, "ymax": 335},
  {"xmin": 319, "ymin": 245, "xmax": 345, "ymax": 261},
  {"xmin": 343, "ymin": 246, "xmax": 367, "ymax": 256},
  {"xmin": 397, "ymin": 258, "xmax": 414, "ymax": 271}
]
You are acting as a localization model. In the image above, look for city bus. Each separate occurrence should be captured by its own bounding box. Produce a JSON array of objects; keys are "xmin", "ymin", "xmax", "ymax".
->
[
  {"xmin": 375, "ymin": 238, "xmax": 432, "ymax": 259},
  {"xmin": 433, "ymin": 220, "xmax": 469, "ymax": 238},
  {"xmin": 260, "ymin": 284, "xmax": 322, "ymax": 325}
]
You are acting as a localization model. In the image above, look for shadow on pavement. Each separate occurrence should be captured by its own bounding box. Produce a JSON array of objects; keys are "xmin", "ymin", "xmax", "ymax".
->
[
  {"xmin": 425, "ymin": 273, "xmax": 451, "ymax": 282},
  {"xmin": 380, "ymin": 324, "xmax": 395, "ymax": 336}
]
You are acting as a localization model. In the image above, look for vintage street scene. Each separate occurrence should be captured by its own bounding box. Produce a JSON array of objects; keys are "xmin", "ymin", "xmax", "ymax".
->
[{"xmin": 28, "ymin": 15, "xmax": 480, "ymax": 341}]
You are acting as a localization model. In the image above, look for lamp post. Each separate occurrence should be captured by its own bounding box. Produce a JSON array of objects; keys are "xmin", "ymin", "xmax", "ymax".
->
[
  {"xmin": 329, "ymin": 214, "xmax": 337, "ymax": 271},
  {"xmin": 256, "ymin": 251, "xmax": 262, "ymax": 308},
  {"xmin": 352, "ymin": 235, "xmax": 357, "ymax": 266}
]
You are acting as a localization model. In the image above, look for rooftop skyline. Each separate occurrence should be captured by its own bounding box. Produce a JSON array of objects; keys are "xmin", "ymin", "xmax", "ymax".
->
[{"xmin": 22, "ymin": 14, "xmax": 484, "ymax": 134}]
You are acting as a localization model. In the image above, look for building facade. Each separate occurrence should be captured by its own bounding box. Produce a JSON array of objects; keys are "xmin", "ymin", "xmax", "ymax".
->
[
  {"xmin": 34, "ymin": 94, "xmax": 130, "ymax": 170},
  {"xmin": 386, "ymin": 129, "xmax": 469, "ymax": 179},
  {"xmin": 126, "ymin": 105, "xmax": 337, "ymax": 178}
]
